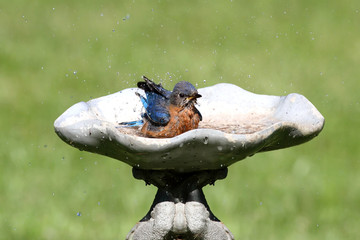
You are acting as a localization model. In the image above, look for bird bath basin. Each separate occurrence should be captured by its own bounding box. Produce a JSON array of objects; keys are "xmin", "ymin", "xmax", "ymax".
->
[
  {"xmin": 54, "ymin": 83, "xmax": 324, "ymax": 240},
  {"xmin": 54, "ymin": 83, "xmax": 324, "ymax": 172}
]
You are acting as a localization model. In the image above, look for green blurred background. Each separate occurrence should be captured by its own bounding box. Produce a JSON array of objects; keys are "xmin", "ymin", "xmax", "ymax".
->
[{"xmin": 1, "ymin": 0, "xmax": 359, "ymax": 239}]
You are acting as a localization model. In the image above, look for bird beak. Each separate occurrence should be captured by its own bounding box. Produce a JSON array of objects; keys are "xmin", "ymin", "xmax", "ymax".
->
[{"xmin": 187, "ymin": 93, "xmax": 202, "ymax": 101}]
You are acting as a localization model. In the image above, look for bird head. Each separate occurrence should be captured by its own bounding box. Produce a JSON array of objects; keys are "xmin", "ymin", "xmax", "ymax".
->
[{"xmin": 170, "ymin": 81, "xmax": 202, "ymax": 108}]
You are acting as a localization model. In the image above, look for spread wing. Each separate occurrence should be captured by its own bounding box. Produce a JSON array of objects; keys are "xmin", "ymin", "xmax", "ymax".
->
[
  {"xmin": 137, "ymin": 76, "xmax": 171, "ymax": 99},
  {"xmin": 137, "ymin": 76, "xmax": 171, "ymax": 126}
]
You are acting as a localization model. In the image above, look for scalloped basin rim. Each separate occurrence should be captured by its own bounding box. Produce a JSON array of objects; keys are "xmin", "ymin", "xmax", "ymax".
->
[{"xmin": 54, "ymin": 83, "xmax": 324, "ymax": 172}]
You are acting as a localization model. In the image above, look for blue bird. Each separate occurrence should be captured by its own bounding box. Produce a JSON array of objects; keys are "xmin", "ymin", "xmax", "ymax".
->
[{"xmin": 121, "ymin": 76, "xmax": 202, "ymax": 138}]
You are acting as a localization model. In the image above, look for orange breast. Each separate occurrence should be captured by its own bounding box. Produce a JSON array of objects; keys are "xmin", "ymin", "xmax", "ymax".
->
[{"xmin": 141, "ymin": 105, "xmax": 201, "ymax": 138}]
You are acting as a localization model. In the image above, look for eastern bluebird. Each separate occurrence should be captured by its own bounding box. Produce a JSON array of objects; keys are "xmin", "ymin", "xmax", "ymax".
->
[{"xmin": 121, "ymin": 76, "xmax": 202, "ymax": 138}]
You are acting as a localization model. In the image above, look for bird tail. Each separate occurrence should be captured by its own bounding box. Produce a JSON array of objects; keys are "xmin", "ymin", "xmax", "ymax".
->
[{"xmin": 118, "ymin": 120, "xmax": 144, "ymax": 127}]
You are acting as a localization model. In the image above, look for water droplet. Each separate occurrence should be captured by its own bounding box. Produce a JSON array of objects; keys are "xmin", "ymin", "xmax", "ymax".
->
[
  {"xmin": 22, "ymin": 15, "xmax": 28, "ymax": 23},
  {"xmin": 217, "ymin": 146, "xmax": 223, "ymax": 151},
  {"xmin": 203, "ymin": 79, "xmax": 206, "ymax": 83},
  {"xmin": 77, "ymin": 212, "xmax": 82, "ymax": 216},
  {"xmin": 259, "ymin": 201, "xmax": 263, "ymax": 206},
  {"xmin": 179, "ymin": 143, "xmax": 184, "ymax": 148},
  {"xmin": 123, "ymin": 14, "xmax": 130, "ymax": 21},
  {"xmin": 100, "ymin": 13, "xmax": 104, "ymax": 17},
  {"xmin": 73, "ymin": 70, "xmax": 77, "ymax": 75},
  {"xmin": 203, "ymin": 137, "xmax": 209, "ymax": 144}
]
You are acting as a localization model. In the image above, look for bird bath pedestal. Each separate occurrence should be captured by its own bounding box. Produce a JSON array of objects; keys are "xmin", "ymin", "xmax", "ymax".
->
[{"xmin": 54, "ymin": 83, "xmax": 324, "ymax": 240}]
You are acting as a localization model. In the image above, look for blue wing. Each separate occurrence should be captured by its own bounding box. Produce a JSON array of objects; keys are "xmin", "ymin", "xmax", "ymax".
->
[
  {"xmin": 143, "ymin": 92, "xmax": 170, "ymax": 126},
  {"xmin": 137, "ymin": 76, "xmax": 171, "ymax": 99},
  {"xmin": 137, "ymin": 76, "xmax": 171, "ymax": 126},
  {"xmin": 120, "ymin": 76, "xmax": 171, "ymax": 127}
]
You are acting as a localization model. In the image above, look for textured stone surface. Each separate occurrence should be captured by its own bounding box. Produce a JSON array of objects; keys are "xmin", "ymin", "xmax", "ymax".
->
[{"xmin": 126, "ymin": 202, "xmax": 234, "ymax": 240}]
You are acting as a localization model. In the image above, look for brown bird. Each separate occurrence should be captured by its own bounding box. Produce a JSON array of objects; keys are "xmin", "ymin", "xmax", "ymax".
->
[{"xmin": 122, "ymin": 76, "xmax": 202, "ymax": 138}]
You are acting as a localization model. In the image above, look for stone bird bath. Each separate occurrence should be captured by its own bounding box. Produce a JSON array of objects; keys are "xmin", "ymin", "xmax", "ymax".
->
[{"xmin": 54, "ymin": 83, "xmax": 324, "ymax": 240}]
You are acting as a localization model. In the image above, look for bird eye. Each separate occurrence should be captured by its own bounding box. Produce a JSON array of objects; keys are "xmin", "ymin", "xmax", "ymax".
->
[{"xmin": 179, "ymin": 93, "xmax": 185, "ymax": 98}]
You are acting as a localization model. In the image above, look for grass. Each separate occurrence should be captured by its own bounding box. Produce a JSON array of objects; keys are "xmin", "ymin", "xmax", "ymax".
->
[{"xmin": 1, "ymin": 0, "xmax": 359, "ymax": 239}]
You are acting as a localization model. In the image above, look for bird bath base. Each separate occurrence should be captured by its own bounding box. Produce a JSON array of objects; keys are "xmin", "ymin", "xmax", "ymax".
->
[{"xmin": 127, "ymin": 167, "xmax": 234, "ymax": 240}]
